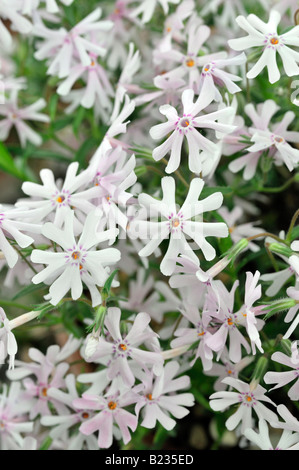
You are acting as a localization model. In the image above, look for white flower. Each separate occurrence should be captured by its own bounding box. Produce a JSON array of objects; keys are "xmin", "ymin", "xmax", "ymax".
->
[
  {"xmin": 244, "ymin": 418, "xmax": 299, "ymax": 450},
  {"xmin": 0, "ymin": 0, "xmax": 32, "ymax": 49},
  {"xmin": 17, "ymin": 162, "xmax": 97, "ymax": 231},
  {"xmin": 209, "ymin": 377, "xmax": 278, "ymax": 433},
  {"xmin": 0, "ymin": 308, "xmax": 18, "ymax": 369},
  {"xmin": 150, "ymin": 88, "xmax": 236, "ymax": 174},
  {"xmin": 131, "ymin": 0, "xmax": 180, "ymax": 24},
  {"xmin": 131, "ymin": 176, "xmax": 228, "ymax": 276},
  {"xmin": 30, "ymin": 209, "xmax": 121, "ymax": 306},
  {"xmin": 228, "ymin": 9, "xmax": 299, "ymax": 84},
  {"xmin": 0, "ymin": 205, "xmax": 41, "ymax": 268}
]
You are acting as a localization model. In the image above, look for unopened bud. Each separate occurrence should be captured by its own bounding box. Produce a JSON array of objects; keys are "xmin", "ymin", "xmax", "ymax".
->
[
  {"xmin": 263, "ymin": 298, "xmax": 297, "ymax": 321},
  {"xmin": 268, "ymin": 242, "xmax": 293, "ymax": 258},
  {"xmin": 85, "ymin": 335, "xmax": 99, "ymax": 359},
  {"xmin": 223, "ymin": 239, "xmax": 249, "ymax": 265},
  {"xmin": 280, "ymin": 338, "xmax": 292, "ymax": 357}
]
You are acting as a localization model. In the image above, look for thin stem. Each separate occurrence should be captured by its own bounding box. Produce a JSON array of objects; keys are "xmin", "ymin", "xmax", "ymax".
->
[
  {"xmin": 145, "ymin": 166, "xmax": 165, "ymax": 177},
  {"xmin": 161, "ymin": 158, "xmax": 189, "ymax": 188},
  {"xmin": 258, "ymin": 175, "xmax": 296, "ymax": 194},
  {"xmin": 246, "ymin": 232, "xmax": 289, "ymax": 246},
  {"xmin": 12, "ymin": 243, "xmax": 38, "ymax": 275}
]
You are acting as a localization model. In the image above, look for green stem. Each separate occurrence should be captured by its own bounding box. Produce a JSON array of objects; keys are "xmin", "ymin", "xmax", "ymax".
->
[
  {"xmin": 258, "ymin": 175, "xmax": 296, "ymax": 194},
  {"xmin": 246, "ymin": 232, "xmax": 289, "ymax": 246},
  {"xmin": 161, "ymin": 158, "xmax": 189, "ymax": 188},
  {"xmin": 286, "ymin": 208, "xmax": 299, "ymax": 241}
]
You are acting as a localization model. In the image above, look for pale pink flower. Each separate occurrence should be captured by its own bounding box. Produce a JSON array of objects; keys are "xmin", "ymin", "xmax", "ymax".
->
[
  {"xmin": 228, "ymin": 9, "xmax": 299, "ymax": 83},
  {"xmin": 0, "ymin": 93, "xmax": 49, "ymax": 147},
  {"xmin": 33, "ymin": 8, "xmax": 113, "ymax": 78},
  {"xmin": 134, "ymin": 361, "xmax": 194, "ymax": 430},
  {"xmin": 247, "ymin": 108, "xmax": 299, "ymax": 172},
  {"xmin": 198, "ymin": 53, "xmax": 246, "ymax": 101},
  {"xmin": 155, "ymin": 23, "xmax": 227, "ymax": 93},
  {"xmin": 228, "ymin": 99, "xmax": 299, "ymax": 179},
  {"xmin": 0, "ymin": 383, "xmax": 33, "ymax": 450},
  {"xmin": 73, "ymin": 391, "xmax": 138, "ymax": 448},
  {"xmin": 40, "ymin": 374, "xmax": 99, "ymax": 450},
  {"xmin": 57, "ymin": 54, "xmax": 114, "ymax": 111},
  {"xmin": 158, "ymin": 0, "xmax": 195, "ymax": 52},
  {"xmin": 209, "ymin": 377, "xmax": 278, "ymax": 433},
  {"xmin": 7, "ymin": 338, "xmax": 81, "ymax": 420},
  {"xmin": 88, "ymin": 147, "xmax": 137, "ymax": 236},
  {"xmin": 119, "ymin": 269, "xmax": 179, "ymax": 324},
  {"xmin": 205, "ymin": 280, "xmax": 252, "ymax": 363},
  {"xmin": 219, "ymin": 206, "xmax": 264, "ymax": 252},
  {"xmin": 132, "ymin": 176, "xmax": 228, "ymax": 275},
  {"xmin": 84, "ymin": 307, "xmax": 164, "ymax": 387},
  {"xmin": 150, "ymin": 88, "xmax": 236, "ymax": 174},
  {"xmin": 171, "ymin": 303, "xmax": 214, "ymax": 370},
  {"xmin": 237, "ymin": 271, "xmax": 264, "ymax": 355},
  {"xmin": 204, "ymin": 349, "xmax": 254, "ymax": 391}
]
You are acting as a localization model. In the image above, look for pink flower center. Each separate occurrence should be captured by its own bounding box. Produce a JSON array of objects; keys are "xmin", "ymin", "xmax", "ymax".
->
[{"xmin": 180, "ymin": 118, "xmax": 190, "ymax": 128}]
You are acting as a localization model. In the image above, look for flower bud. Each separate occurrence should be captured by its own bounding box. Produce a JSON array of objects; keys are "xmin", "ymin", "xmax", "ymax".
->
[
  {"xmin": 85, "ymin": 335, "xmax": 99, "ymax": 359},
  {"xmin": 268, "ymin": 242, "xmax": 293, "ymax": 258}
]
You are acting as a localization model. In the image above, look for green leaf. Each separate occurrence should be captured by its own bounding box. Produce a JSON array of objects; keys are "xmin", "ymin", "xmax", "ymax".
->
[
  {"xmin": 0, "ymin": 143, "xmax": 27, "ymax": 180},
  {"xmin": 102, "ymin": 269, "xmax": 119, "ymax": 300},
  {"xmin": 72, "ymin": 106, "xmax": 86, "ymax": 137},
  {"xmin": 12, "ymin": 283, "xmax": 46, "ymax": 301},
  {"xmin": 48, "ymin": 94, "xmax": 59, "ymax": 121}
]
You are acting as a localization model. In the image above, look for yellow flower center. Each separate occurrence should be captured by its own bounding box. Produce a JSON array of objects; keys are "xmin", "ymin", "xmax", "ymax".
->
[
  {"xmin": 72, "ymin": 251, "xmax": 80, "ymax": 260},
  {"xmin": 108, "ymin": 401, "xmax": 117, "ymax": 410},
  {"xmin": 186, "ymin": 58, "xmax": 195, "ymax": 68},
  {"xmin": 172, "ymin": 218, "xmax": 180, "ymax": 228},
  {"xmin": 147, "ymin": 393, "xmax": 153, "ymax": 400},
  {"xmin": 56, "ymin": 195, "xmax": 65, "ymax": 203},
  {"xmin": 118, "ymin": 343, "xmax": 127, "ymax": 351},
  {"xmin": 270, "ymin": 37, "xmax": 279, "ymax": 45}
]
